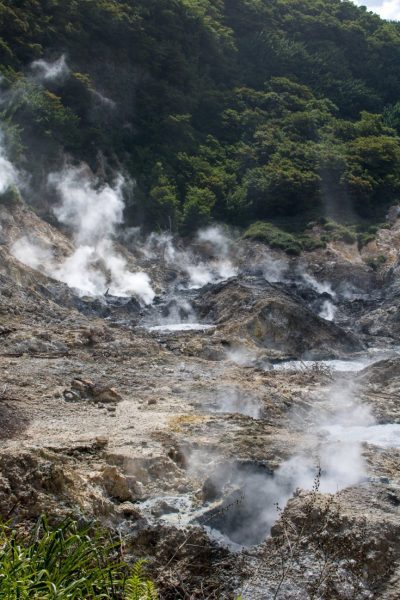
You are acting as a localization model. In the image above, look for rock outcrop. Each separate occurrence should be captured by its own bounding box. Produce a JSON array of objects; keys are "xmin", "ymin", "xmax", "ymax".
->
[{"xmin": 196, "ymin": 277, "xmax": 364, "ymax": 359}]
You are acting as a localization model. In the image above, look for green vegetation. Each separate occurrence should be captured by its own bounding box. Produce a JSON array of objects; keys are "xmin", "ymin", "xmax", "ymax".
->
[
  {"xmin": 320, "ymin": 220, "xmax": 358, "ymax": 244},
  {"xmin": 0, "ymin": 0, "xmax": 400, "ymax": 235},
  {"xmin": 243, "ymin": 221, "xmax": 303, "ymax": 255},
  {"xmin": 298, "ymin": 235, "xmax": 327, "ymax": 252},
  {"xmin": 0, "ymin": 517, "xmax": 158, "ymax": 599},
  {"xmin": 242, "ymin": 215, "xmax": 392, "ymax": 254},
  {"xmin": 366, "ymin": 254, "xmax": 387, "ymax": 270},
  {"xmin": 0, "ymin": 185, "xmax": 20, "ymax": 206},
  {"xmin": 123, "ymin": 562, "xmax": 158, "ymax": 600},
  {"xmin": 244, "ymin": 221, "xmax": 330, "ymax": 255}
]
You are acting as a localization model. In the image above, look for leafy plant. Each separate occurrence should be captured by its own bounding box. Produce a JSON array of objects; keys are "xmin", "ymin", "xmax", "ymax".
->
[
  {"xmin": 124, "ymin": 561, "xmax": 158, "ymax": 600},
  {"xmin": 0, "ymin": 517, "xmax": 158, "ymax": 600}
]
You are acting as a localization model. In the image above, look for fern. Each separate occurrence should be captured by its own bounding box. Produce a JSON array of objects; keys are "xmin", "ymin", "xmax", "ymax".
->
[{"xmin": 124, "ymin": 560, "xmax": 158, "ymax": 600}]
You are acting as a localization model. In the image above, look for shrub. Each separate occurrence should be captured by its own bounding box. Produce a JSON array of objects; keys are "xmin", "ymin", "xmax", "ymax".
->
[
  {"xmin": 125, "ymin": 561, "xmax": 158, "ymax": 600},
  {"xmin": 243, "ymin": 221, "xmax": 302, "ymax": 255},
  {"xmin": 323, "ymin": 220, "xmax": 337, "ymax": 233},
  {"xmin": 366, "ymin": 254, "xmax": 387, "ymax": 271},
  {"xmin": 338, "ymin": 227, "xmax": 357, "ymax": 244},
  {"xmin": 322, "ymin": 221, "xmax": 357, "ymax": 244},
  {"xmin": 358, "ymin": 232, "xmax": 376, "ymax": 247},
  {"xmin": 299, "ymin": 235, "xmax": 326, "ymax": 251},
  {"xmin": 0, "ymin": 185, "xmax": 20, "ymax": 205},
  {"xmin": 148, "ymin": 181, "xmax": 180, "ymax": 231}
]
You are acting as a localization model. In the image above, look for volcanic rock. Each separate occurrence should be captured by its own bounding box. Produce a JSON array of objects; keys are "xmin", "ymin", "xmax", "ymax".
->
[{"xmin": 196, "ymin": 277, "xmax": 364, "ymax": 359}]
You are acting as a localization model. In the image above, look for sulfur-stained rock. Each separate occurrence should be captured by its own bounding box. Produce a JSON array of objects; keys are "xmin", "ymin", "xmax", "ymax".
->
[{"xmin": 101, "ymin": 466, "xmax": 132, "ymax": 502}]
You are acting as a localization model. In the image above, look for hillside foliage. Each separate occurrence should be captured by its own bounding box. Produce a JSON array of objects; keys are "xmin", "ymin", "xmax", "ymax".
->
[{"xmin": 1, "ymin": 0, "xmax": 400, "ymax": 232}]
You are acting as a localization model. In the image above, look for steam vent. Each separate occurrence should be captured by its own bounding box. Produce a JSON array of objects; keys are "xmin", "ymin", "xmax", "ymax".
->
[{"xmin": 1, "ymin": 0, "xmax": 400, "ymax": 598}]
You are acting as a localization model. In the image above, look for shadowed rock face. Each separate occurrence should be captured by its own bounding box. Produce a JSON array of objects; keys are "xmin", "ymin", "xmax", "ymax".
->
[
  {"xmin": 358, "ymin": 292, "xmax": 400, "ymax": 341},
  {"xmin": 0, "ymin": 401, "xmax": 29, "ymax": 440},
  {"xmin": 196, "ymin": 278, "xmax": 364, "ymax": 359},
  {"xmin": 359, "ymin": 358, "xmax": 400, "ymax": 386},
  {"xmin": 197, "ymin": 460, "xmax": 276, "ymax": 546}
]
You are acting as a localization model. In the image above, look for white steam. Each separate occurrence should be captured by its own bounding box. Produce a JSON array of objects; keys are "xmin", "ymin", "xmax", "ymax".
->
[
  {"xmin": 300, "ymin": 272, "xmax": 338, "ymax": 321},
  {"xmin": 11, "ymin": 237, "xmax": 53, "ymax": 271},
  {"xmin": 301, "ymin": 272, "xmax": 336, "ymax": 297},
  {"xmin": 261, "ymin": 255, "xmax": 289, "ymax": 283},
  {"xmin": 50, "ymin": 167, "xmax": 124, "ymax": 245},
  {"xmin": 319, "ymin": 299, "xmax": 337, "ymax": 321},
  {"xmin": 225, "ymin": 346, "xmax": 272, "ymax": 370},
  {"xmin": 226, "ymin": 346, "xmax": 258, "ymax": 367},
  {"xmin": 145, "ymin": 296, "xmax": 206, "ymax": 332},
  {"xmin": 0, "ymin": 114, "xmax": 20, "ymax": 240},
  {"xmin": 0, "ymin": 132, "xmax": 18, "ymax": 194},
  {"xmin": 256, "ymin": 383, "xmax": 377, "ymax": 536},
  {"xmin": 30, "ymin": 55, "xmax": 116, "ymax": 110},
  {"xmin": 142, "ymin": 227, "xmax": 237, "ymax": 289},
  {"xmin": 92, "ymin": 89, "xmax": 116, "ymax": 109},
  {"xmin": 197, "ymin": 225, "xmax": 231, "ymax": 255},
  {"xmin": 323, "ymin": 423, "xmax": 400, "ymax": 448},
  {"xmin": 210, "ymin": 386, "xmax": 262, "ymax": 419},
  {"xmin": 194, "ymin": 381, "xmax": 387, "ymax": 547},
  {"xmin": 138, "ymin": 226, "xmax": 238, "ymax": 331},
  {"xmin": 31, "ymin": 55, "xmax": 70, "ymax": 82},
  {"xmin": 149, "ymin": 323, "xmax": 215, "ymax": 333},
  {"xmin": 50, "ymin": 166, "xmax": 154, "ymax": 303},
  {"xmin": 187, "ymin": 259, "xmax": 236, "ymax": 288},
  {"xmin": 12, "ymin": 166, "xmax": 155, "ymax": 304},
  {"xmin": 55, "ymin": 246, "xmax": 107, "ymax": 295},
  {"xmin": 195, "ymin": 226, "xmax": 238, "ymax": 284}
]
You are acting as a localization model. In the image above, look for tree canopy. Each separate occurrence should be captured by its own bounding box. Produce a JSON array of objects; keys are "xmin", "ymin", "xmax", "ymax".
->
[{"xmin": 1, "ymin": 0, "xmax": 400, "ymax": 232}]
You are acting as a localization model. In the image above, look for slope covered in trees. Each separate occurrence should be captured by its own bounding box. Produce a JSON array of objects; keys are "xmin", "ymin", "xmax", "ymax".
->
[{"xmin": 1, "ymin": 0, "xmax": 400, "ymax": 233}]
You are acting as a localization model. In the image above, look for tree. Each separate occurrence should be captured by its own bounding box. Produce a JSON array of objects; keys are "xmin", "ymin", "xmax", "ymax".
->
[
  {"xmin": 147, "ymin": 163, "xmax": 180, "ymax": 230},
  {"xmin": 182, "ymin": 186, "xmax": 216, "ymax": 234},
  {"xmin": 344, "ymin": 135, "xmax": 400, "ymax": 215}
]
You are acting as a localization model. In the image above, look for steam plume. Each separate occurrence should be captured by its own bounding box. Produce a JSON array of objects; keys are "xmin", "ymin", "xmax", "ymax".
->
[
  {"xmin": 12, "ymin": 165, "xmax": 155, "ymax": 304},
  {"xmin": 192, "ymin": 381, "xmax": 381, "ymax": 547},
  {"xmin": 300, "ymin": 272, "xmax": 336, "ymax": 297},
  {"xmin": 141, "ymin": 226, "xmax": 237, "ymax": 289},
  {"xmin": 31, "ymin": 55, "xmax": 70, "ymax": 82},
  {"xmin": 319, "ymin": 299, "xmax": 337, "ymax": 321},
  {"xmin": 0, "ymin": 132, "xmax": 18, "ymax": 193}
]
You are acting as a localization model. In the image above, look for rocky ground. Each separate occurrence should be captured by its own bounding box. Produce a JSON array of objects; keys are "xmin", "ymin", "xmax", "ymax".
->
[{"xmin": 1, "ymin": 198, "xmax": 400, "ymax": 598}]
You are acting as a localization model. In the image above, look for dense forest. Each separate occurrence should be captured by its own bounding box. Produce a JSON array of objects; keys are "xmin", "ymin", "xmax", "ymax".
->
[{"xmin": 1, "ymin": 0, "xmax": 400, "ymax": 235}]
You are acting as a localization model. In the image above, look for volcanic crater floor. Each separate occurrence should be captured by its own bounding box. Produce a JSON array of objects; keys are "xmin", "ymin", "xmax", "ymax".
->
[{"xmin": 1, "ymin": 208, "xmax": 400, "ymax": 598}]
